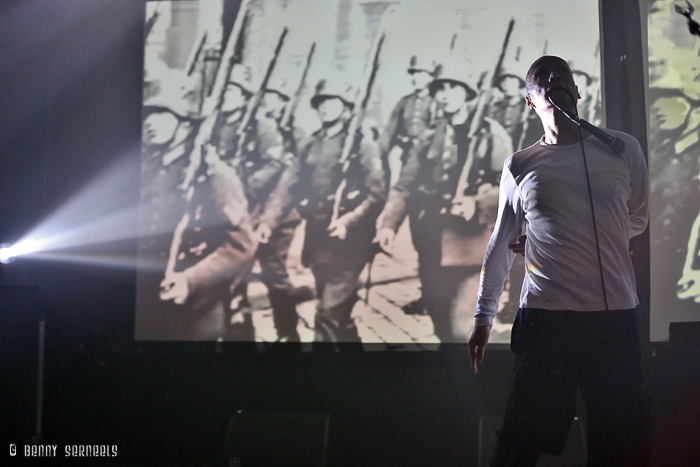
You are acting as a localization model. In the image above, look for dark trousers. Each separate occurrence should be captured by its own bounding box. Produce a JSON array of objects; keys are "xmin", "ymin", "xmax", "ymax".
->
[
  {"xmin": 491, "ymin": 308, "xmax": 652, "ymax": 467},
  {"xmin": 256, "ymin": 219, "xmax": 300, "ymax": 338},
  {"xmin": 409, "ymin": 208, "xmax": 475, "ymax": 342},
  {"xmin": 311, "ymin": 260, "xmax": 366, "ymax": 342}
]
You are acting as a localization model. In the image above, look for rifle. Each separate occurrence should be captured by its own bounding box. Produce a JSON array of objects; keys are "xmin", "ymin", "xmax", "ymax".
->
[
  {"xmin": 330, "ymin": 32, "xmax": 386, "ymax": 224},
  {"xmin": 185, "ymin": 31, "xmax": 208, "ymax": 77},
  {"xmin": 280, "ymin": 42, "xmax": 316, "ymax": 131},
  {"xmin": 233, "ymin": 27, "xmax": 288, "ymax": 160},
  {"xmin": 144, "ymin": 1, "xmax": 162, "ymax": 40},
  {"xmin": 178, "ymin": 0, "xmax": 253, "ymax": 190},
  {"xmin": 451, "ymin": 18, "xmax": 515, "ymax": 216},
  {"xmin": 164, "ymin": 0, "xmax": 252, "ymax": 279}
]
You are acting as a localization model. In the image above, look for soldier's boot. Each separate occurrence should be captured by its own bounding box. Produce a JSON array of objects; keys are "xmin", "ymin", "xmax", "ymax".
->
[
  {"xmin": 227, "ymin": 310, "xmax": 255, "ymax": 341},
  {"xmin": 230, "ymin": 280, "xmax": 251, "ymax": 310},
  {"xmin": 313, "ymin": 316, "xmax": 360, "ymax": 343},
  {"xmin": 268, "ymin": 288, "xmax": 301, "ymax": 342},
  {"xmin": 288, "ymin": 285, "xmax": 315, "ymax": 304},
  {"xmin": 314, "ymin": 296, "xmax": 360, "ymax": 343},
  {"xmin": 402, "ymin": 296, "xmax": 428, "ymax": 315}
]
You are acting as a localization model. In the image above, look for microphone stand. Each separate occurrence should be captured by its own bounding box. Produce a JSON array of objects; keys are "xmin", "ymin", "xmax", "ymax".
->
[{"xmin": 548, "ymin": 95, "xmax": 625, "ymax": 152}]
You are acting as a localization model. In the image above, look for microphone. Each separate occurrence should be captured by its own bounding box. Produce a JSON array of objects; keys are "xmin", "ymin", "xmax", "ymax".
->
[{"xmin": 547, "ymin": 95, "xmax": 625, "ymax": 153}]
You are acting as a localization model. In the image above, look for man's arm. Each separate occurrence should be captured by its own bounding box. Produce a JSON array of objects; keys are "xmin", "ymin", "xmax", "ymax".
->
[
  {"xmin": 627, "ymin": 137, "xmax": 649, "ymax": 238},
  {"xmin": 335, "ymin": 140, "xmax": 386, "ymax": 229},
  {"xmin": 257, "ymin": 153, "xmax": 299, "ymax": 233},
  {"xmin": 469, "ymin": 160, "xmax": 524, "ymax": 373},
  {"xmin": 476, "ymin": 162, "xmax": 523, "ymax": 326},
  {"xmin": 378, "ymin": 97, "xmax": 405, "ymax": 156},
  {"xmin": 378, "ymin": 134, "xmax": 425, "ymax": 232}
]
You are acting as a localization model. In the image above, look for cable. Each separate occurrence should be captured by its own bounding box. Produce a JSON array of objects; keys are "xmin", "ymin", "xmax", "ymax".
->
[
  {"xmin": 548, "ymin": 94, "xmax": 609, "ymax": 310},
  {"xmin": 576, "ymin": 124, "xmax": 609, "ymax": 311}
]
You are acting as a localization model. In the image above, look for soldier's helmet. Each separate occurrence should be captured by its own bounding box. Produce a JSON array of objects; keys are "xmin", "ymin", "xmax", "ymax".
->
[
  {"xmin": 310, "ymin": 78, "xmax": 356, "ymax": 110},
  {"xmin": 571, "ymin": 69, "xmax": 593, "ymax": 87},
  {"xmin": 494, "ymin": 73, "xmax": 526, "ymax": 93},
  {"xmin": 494, "ymin": 73, "xmax": 525, "ymax": 93},
  {"xmin": 143, "ymin": 68, "xmax": 201, "ymax": 119},
  {"xmin": 228, "ymin": 63, "xmax": 253, "ymax": 97},
  {"xmin": 428, "ymin": 61, "xmax": 477, "ymax": 101},
  {"xmin": 265, "ymin": 75, "xmax": 291, "ymax": 101},
  {"xmin": 407, "ymin": 55, "xmax": 442, "ymax": 77}
]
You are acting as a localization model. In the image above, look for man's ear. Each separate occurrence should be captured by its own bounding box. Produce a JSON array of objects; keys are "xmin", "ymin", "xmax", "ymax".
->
[
  {"xmin": 525, "ymin": 94, "xmax": 534, "ymax": 109},
  {"xmin": 576, "ymin": 85, "xmax": 581, "ymax": 100}
]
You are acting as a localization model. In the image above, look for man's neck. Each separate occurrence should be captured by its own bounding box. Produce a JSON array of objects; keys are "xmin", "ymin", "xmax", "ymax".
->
[
  {"xmin": 541, "ymin": 110, "xmax": 589, "ymax": 146},
  {"xmin": 448, "ymin": 102, "xmax": 470, "ymax": 126}
]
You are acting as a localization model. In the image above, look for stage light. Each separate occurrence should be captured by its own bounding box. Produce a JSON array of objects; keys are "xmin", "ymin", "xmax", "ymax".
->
[
  {"xmin": 0, "ymin": 243, "xmax": 14, "ymax": 264},
  {"xmin": 0, "ymin": 151, "xmax": 146, "ymax": 269}
]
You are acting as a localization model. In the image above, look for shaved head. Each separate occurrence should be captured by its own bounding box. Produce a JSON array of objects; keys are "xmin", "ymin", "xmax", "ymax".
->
[{"xmin": 525, "ymin": 55, "xmax": 572, "ymax": 95}]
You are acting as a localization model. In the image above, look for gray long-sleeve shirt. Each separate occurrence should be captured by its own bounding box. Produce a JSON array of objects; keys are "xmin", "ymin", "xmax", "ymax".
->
[{"xmin": 476, "ymin": 131, "xmax": 649, "ymax": 326}]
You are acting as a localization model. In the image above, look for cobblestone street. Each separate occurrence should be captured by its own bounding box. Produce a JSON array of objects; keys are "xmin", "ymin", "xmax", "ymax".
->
[{"xmin": 242, "ymin": 219, "xmax": 514, "ymax": 345}]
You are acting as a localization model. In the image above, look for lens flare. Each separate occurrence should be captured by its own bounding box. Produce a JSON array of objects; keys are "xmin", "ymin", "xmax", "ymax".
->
[
  {"xmin": 0, "ymin": 243, "xmax": 15, "ymax": 264},
  {"xmin": 2, "ymin": 150, "xmax": 147, "ymax": 269}
]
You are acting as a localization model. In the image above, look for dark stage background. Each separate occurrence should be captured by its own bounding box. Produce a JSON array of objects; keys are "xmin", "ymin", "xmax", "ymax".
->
[{"xmin": 4, "ymin": 1, "xmax": 698, "ymax": 466}]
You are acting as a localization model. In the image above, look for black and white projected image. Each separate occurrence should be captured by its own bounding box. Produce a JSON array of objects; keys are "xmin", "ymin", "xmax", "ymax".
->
[
  {"xmin": 648, "ymin": 0, "xmax": 700, "ymax": 341},
  {"xmin": 135, "ymin": 0, "xmax": 601, "ymax": 344}
]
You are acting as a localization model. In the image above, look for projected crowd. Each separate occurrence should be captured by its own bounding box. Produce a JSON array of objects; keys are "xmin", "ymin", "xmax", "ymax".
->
[{"xmin": 135, "ymin": 0, "xmax": 602, "ymax": 344}]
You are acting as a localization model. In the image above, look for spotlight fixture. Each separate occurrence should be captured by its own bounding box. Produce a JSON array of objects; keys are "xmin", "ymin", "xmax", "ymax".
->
[{"xmin": 0, "ymin": 243, "xmax": 15, "ymax": 264}]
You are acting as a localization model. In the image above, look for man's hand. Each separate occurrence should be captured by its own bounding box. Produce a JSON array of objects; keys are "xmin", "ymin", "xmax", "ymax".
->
[
  {"xmin": 468, "ymin": 325, "xmax": 492, "ymax": 374},
  {"xmin": 254, "ymin": 223, "xmax": 272, "ymax": 244},
  {"xmin": 509, "ymin": 234, "xmax": 527, "ymax": 257},
  {"xmin": 373, "ymin": 227, "xmax": 396, "ymax": 253},
  {"xmin": 327, "ymin": 219, "xmax": 348, "ymax": 240},
  {"xmin": 160, "ymin": 272, "xmax": 189, "ymax": 305}
]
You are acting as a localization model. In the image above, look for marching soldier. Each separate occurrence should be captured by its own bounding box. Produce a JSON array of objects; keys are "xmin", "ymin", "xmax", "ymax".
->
[
  {"xmin": 155, "ymin": 64, "xmax": 258, "ymax": 340},
  {"xmin": 206, "ymin": 65, "xmax": 305, "ymax": 342},
  {"xmin": 375, "ymin": 62, "xmax": 511, "ymax": 343},
  {"xmin": 256, "ymin": 77, "xmax": 306, "ymax": 154},
  {"xmin": 379, "ymin": 55, "xmax": 440, "ymax": 188},
  {"xmin": 140, "ymin": 70, "xmax": 202, "ymax": 251},
  {"xmin": 136, "ymin": 70, "xmax": 210, "ymax": 340},
  {"xmin": 488, "ymin": 73, "xmax": 528, "ymax": 150},
  {"xmin": 377, "ymin": 56, "xmax": 441, "ymax": 316},
  {"xmin": 291, "ymin": 78, "xmax": 385, "ymax": 342}
]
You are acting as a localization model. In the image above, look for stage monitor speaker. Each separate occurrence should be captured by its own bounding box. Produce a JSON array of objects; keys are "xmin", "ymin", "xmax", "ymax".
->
[
  {"xmin": 222, "ymin": 410, "xmax": 330, "ymax": 467},
  {"xmin": 478, "ymin": 415, "xmax": 586, "ymax": 467}
]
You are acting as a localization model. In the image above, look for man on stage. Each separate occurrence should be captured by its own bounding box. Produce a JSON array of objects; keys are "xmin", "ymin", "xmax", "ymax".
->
[{"xmin": 469, "ymin": 55, "xmax": 652, "ymax": 466}]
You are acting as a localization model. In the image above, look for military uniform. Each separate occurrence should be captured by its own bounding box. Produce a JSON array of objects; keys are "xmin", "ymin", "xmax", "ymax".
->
[
  {"xmin": 292, "ymin": 121, "xmax": 385, "ymax": 342},
  {"xmin": 210, "ymin": 101, "xmax": 303, "ymax": 340},
  {"xmin": 379, "ymin": 74, "xmax": 511, "ymax": 342},
  {"xmin": 135, "ymin": 70, "xmax": 250, "ymax": 341},
  {"xmin": 379, "ymin": 56, "xmax": 440, "ymax": 192},
  {"xmin": 379, "ymin": 91, "xmax": 435, "ymax": 161}
]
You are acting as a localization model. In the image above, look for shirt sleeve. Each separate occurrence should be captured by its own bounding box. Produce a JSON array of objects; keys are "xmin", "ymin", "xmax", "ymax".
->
[
  {"xmin": 338, "ymin": 139, "xmax": 386, "ymax": 228},
  {"xmin": 379, "ymin": 98, "xmax": 405, "ymax": 156},
  {"xmin": 378, "ymin": 135, "xmax": 425, "ymax": 232},
  {"xmin": 475, "ymin": 159, "xmax": 524, "ymax": 326},
  {"xmin": 626, "ymin": 137, "xmax": 649, "ymax": 239}
]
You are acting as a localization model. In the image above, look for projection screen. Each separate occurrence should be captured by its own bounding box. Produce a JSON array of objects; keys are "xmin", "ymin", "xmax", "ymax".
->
[
  {"xmin": 648, "ymin": 0, "xmax": 700, "ymax": 341},
  {"xmin": 136, "ymin": 0, "xmax": 601, "ymax": 344}
]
